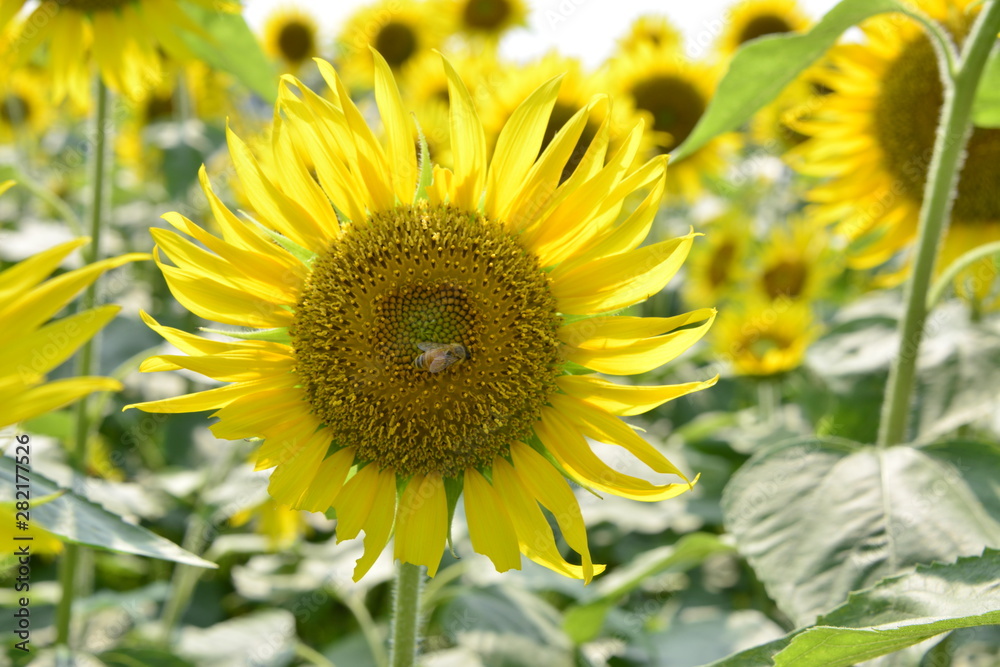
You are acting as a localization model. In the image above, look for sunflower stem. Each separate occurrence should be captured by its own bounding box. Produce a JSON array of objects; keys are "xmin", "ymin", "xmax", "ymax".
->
[
  {"xmin": 876, "ymin": 0, "xmax": 1000, "ymax": 448},
  {"xmin": 55, "ymin": 77, "xmax": 112, "ymax": 649},
  {"xmin": 390, "ymin": 562, "xmax": 424, "ymax": 667}
]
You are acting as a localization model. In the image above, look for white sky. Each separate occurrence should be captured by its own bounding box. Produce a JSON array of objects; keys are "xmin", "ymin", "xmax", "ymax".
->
[{"xmin": 243, "ymin": 0, "xmax": 841, "ymax": 68}]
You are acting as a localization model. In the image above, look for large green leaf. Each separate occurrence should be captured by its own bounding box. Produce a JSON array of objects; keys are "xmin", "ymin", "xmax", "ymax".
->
[
  {"xmin": 721, "ymin": 438, "xmax": 1000, "ymax": 626},
  {"xmin": 0, "ymin": 457, "xmax": 216, "ymax": 568},
  {"xmin": 707, "ymin": 549, "xmax": 1000, "ymax": 667},
  {"xmin": 972, "ymin": 47, "xmax": 1000, "ymax": 128},
  {"xmin": 673, "ymin": 0, "xmax": 914, "ymax": 161},
  {"xmin": 178, "ymin": 5, "xmax": 278, "ymax": 103}
]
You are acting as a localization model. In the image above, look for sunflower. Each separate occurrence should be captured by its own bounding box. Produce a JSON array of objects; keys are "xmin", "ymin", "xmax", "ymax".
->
[
  {"xmin": 753, "ymin": 222, "xmax": 838, "ymax": 303},
  {"xmin": 480, "ymin": 53, "xmax": 614, "ymax": 182},
  {"xmin": 717, "ymin": 0, "xmax": 811, "ymax": 57},
  {"xmin": 336, "ymin": 0, "xmax": 447, "ymax": 89},
  {"xmin": 263, "ymin": 6, "xmax": 320, "ymax": 72},
  {"xmin": 683, "ymin": 210, "xmax": 750, "ymax": 309},
  {"xmin": 611, "ymin": 45, "xmax": 739, "ymax": 201},
  {"xmin": 792, "ymin": 0, "xmax": 1000, "ymax": 303},
  {"xmin": 0, "ymin": 0, "xmax": 235, "ymax": 106},
  {"xmin": 748, "ymin": 67, "xmax": 829, "ymax": 154},
  {"xmin": 0, "ymin": 68, "xmax": 52, "ymax": 141},
  {"xmin": 447, "ymin": 0, "xmax": 528, "ymax": 42},
  {"xmin": 231, "ymin": 500, "xmax": 310, "ymax": 551},
  {"xmin": 0, "ymin": 229, "xmax": 147, "ymax": 430},
  {"xmin": 615, "ymin": 15, "xmax": 682, "ymax": 56},
  {"xmin": 126, "ymin": 53, "xmax": 717, "ymax": 581},
  {"xmin": 713, "ymin": 298, "xmax": 820, "ymax": 376}
]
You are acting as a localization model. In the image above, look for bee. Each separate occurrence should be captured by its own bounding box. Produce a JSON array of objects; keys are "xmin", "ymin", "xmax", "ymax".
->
[{"xmin": 413, "ymin": 342, "xmax": 467, "ymax": 373}]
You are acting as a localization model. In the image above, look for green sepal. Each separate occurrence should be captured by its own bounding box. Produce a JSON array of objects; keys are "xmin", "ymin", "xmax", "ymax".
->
[
  {"xmin": 443, "ymin": 475, "xmax": 464, "ymax": 558},
  {"xmin": 246, "ymin": 215, "xmax": 317, "ymax": 265},
  {"xmin": 414, "ymin": 117, "xmax": 433, "ymax": 203},
  {"xmin": 200, "ymin": 327, "xmax": 292, "ymax": 344}
]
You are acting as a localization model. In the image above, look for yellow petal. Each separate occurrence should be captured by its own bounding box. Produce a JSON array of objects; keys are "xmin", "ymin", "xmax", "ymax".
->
[
  {"xmin": 139, "ymin": 349, "xmax": 293, "ymax": 383},
  {"xmin": 0, "ymin": 304, "xmax": 119, "ymax": 377},
  {"xmin": 0, "ymin": 180, "xmax": 14, "ymax": 196},
  {"xmin": 269, "ymin": 114, "xmax": 342, "ymax": 235},
  {"xmin": 3, "ymin": 377, "xmax": 121, "ymax": 428},
  {"xmin": 492, "ymin": 457, "xmax": 603, "ymax": 582},
  {"xmin": 560, "ymin": 308, "xmax": 716, "ymax": 375},
  {"xmin": 0, "ymin": 237, "xmax": 88, "ymax": 303},
  {"xmin": 371, "ymin": 48, "xmax": 418, "ymax": 205},
  {"xmin": 485, "ymin": 75, "xmax": 562, "ymax": 219},
  {"xmin": 353, "ymin": 467, "xmax": 398, "ymax": 581},
  {"xmin": 463, "ymin": 469, "xmax": 521, "ymax": 573},
  {"xmin": 556, "ymin": 374, "xmax": 719, "ymax": 416},
  {"xmin": 267, "ymin": 429, "xmax": 331, "ymax": 508},
  {"xmin": 549, "ymin": 394, "xmax": 685, "ymax": 478},
  {"xmin": 550, "ymin": 231, "xmax": 697, "ymax": 314},
  {"xmin": 441, "ymin": 53, "xmax": 486, "ymax": 211},
  {"xmin": 334, "ymin": 464, "xmax": 383, "ymax": 542},
  {"xmin": 394, "ymin": 474, "xmax": 448, "ymax": 576},
  {"xmin": 213, "ymin": 387, "xmax": 312, "ymax": 442},
  {"xmin": 250, "ymin": 411, "xmax": 324, "ymax": 469},
  {"xmin": 124, "ymin": 376, "xmax": 291, "ymax": 414},
  {"xmin": 536, "ymin": 407, "xmax": 696, "ymax": 502},
  {"xmin": 508, "ymin": 443, "xmax": 593, "ymax": 581},
  {"xmin": 297, "ymin": 447, "xmax": 356, "ymax": 513}
]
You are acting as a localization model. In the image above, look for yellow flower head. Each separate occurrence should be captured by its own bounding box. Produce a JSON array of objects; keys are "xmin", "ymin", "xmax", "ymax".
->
[
  {"xmin": 615, "ymin": 15, "xmax": 682, "ymax": 56},
  {"xmin": 448, "ymin": 0, "xmax": 528, "ymax": 42},
  {"xmin": 748, "ymin": 65, "xmax": 830, "ymax": 154},
  {"xmin": 791, "ymin": 0, "xmax": 1000, "ymax": 302},
  {"xmin": 0, "ymin": 0, "xmax": 235, "ymax": 106},
  {"xmin": 127, "ymin": 53, "xmax": 717, "ymax": 582},
  {"xmin": 753, "ymin": 221, "xmax": 838, "ymax": 303},
  {"xmin": 713, "ymin": 298, "xmax": 820, "ymax": 376},
  {"xmin": 336, "ymin": 0, "xmax": 448, "ymax": 89},
  {"xmin": 0, "ymin": 68, "xmax": 52, "ymax": 141},
  {"xmin": 0, "ymin": 231, "xmax": 147, "ymax": 430},
  {"xmin": 684, "ymin": 210, "xmax": 751, "ymax": 308},
  {"xmin": 611, "ymin": 45, "xmax": 739, "ymax": 201},
  {"xmin": 263, "ymin": 6, "xmax": 320, "ymax": 72},
  {"xmin": 717, "ymin": 0, "xmax": 811, "ymax": 57}
]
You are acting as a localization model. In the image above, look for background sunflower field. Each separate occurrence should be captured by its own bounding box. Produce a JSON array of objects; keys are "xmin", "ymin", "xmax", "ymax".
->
[{"xmin": 2, "ymin": 0, "xmax": 1000, "ymax": 665}]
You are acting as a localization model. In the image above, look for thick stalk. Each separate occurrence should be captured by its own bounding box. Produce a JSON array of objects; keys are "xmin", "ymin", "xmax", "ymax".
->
[
  {"xmin": 55, "ymin": 78, "xmax": 111, "ymax": 648},
  {"xmin": 876, "ymin": 1, "xmax": 1000, "ymax": 447},
  {"xmin": 390, "ymin": 562, "xmax": 424, "ymax": 667}
]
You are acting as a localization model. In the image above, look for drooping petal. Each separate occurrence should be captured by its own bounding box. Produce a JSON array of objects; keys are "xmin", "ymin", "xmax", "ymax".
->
[
  {"xmin": 297, "ymin": 447, "xmax": 357, "ymax": 513},
  {"xmin": 463, "ymin": 469, "xmax": 521, "ymax": 573},
  {"xmin": 394, "ymin": 474, "xmax": 449, "ymax": 576},
  {"xmin": 352, "ymin": 467, "xmax": 398, "ymax": 581}
]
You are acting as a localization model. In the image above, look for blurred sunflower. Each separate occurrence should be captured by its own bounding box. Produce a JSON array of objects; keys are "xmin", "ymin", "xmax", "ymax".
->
[
  {"xmin": 0, "ymin": 230, "xmax": 147, "ymax": 430},
  {"xmin": 713, "ymin": 299, "xmax": 820, "ymax": 376},
  {"xmin": 448, "ymin": 0, "xmax": 527, "ymax": 41},
  {"xmin": 748, "ymin": 68, "xmax": 828, "ymax": 154},
  {"xmin": 612, "ymin": 45, "xmax": 738, "ymax": 200},
  {"xmin": 717, "ymin": 0, "xmax": 811, "ymax": 56},
  {"xmin": 126, "ymin": 53, "xmax": 717, "ymax": 581},
  {"xmin": 0, "ymin": 0, "xmax": 234, "ymax": 105},
  {"xmin": 480, "ymin": 53, "xmax": 612, "ymax": 182},
  {"xmin": 616, "ymin": 15, "xmax": 682, "ymax": 56},
  {"xmin": 337, "ymin": 0, "xmax": 447, "ymax": 88},
  {"xmin": 231, "ymin": 501, "xmax": 310, "ymax": 551},
  {"xmin": 754, "ymin": 223, "xmax": 837, "ymax": 303},
  {"xmin": 0, "ymin": 68, "xmax": 52, "ymax": 141},
  {"xmin": 683, "ymin": 211, "xmax": 750, "ymax": 308},
  {"xmin": 263, "ymin": 6, "xmax": 320, "ymax": 72},
  {"xmin": 793, "ymin": 0, "xmax": 1000, "ymax": 303}
]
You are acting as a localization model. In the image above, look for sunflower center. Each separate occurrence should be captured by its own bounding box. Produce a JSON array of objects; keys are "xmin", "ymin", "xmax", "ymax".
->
[
  {"xmin": 874, "ymin": 29, "xmax": 1000, "ymax": 222},
  {"xmin": 541, "ymin": 102, "xmax": 599, "ymax": 182},
  {"xmin": 62, "ymin": 0, "xmax": 130, "ymax": 10},
  {"xmin": 278, "ymin": 20, "xmax": 314, "ymax": 63},
  {"xmin": 737, "ymin": 14, "xmax": 794, "ymax": 44},
  {"xmin": 1, "ymin": 95, "xmax": 29, "ymax": 125},
  {"xmin": 747, "ymin": 332, "xmax": 793, "ymax": 359},
  {"xmin": 463, "ymin": 0, "xmax": 512, "ymax": 29},
  {"xmin": 292, "ymin": 205, "xmax": 562, "ymax": 478},
  {"xmin": 708, "ymin": 239, "xmax": 736, "ymax": 287},
  {"xmin": 630, "ymin": 74, "xmax": 705, "ymax": 153},
  {"xmin": 145, "ymin": 93, "xmax": 174, "ymax": 123},
  {"xmin": 375, "ymin": 22, "xmax": 418, "ymax": 69},
  {"xmin": 761, "ymin": 259, "xmax": 807, "ymax": 299}
]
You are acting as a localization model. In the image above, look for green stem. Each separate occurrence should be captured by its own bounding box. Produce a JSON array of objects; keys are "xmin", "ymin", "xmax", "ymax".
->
[
  {"xmin": 876, "ymin": 1, "xmax": 1000, "ymax": 447},
  {"xmin": 55, "ymin": 77, "xmax": 111, "ymax": 649},
  {"xmin": 390, "ymin": 562, "xmax": 424, "ymax": 667},
  {"xmin": 342, "ymin": 591, "xmax": 389, "ymax": 667},
  {"xmin": 757, "ymin": 378, "xmax": 781, "ymax": 426},
  {"xmin": 926, "ymin": 239, "xmax": 1000, "ymax": 309},
  {"xmin": 159, "ymin": 512, "xmax": 212, "ymax": 643},
  {"xmin": 9, "ymin": 166, "xmax": 83, "ymax": 234}
]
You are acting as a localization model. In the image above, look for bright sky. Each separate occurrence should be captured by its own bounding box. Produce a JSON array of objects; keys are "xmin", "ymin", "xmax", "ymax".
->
[{"xmin": 243, "ymin": 0, "xmax": 842, "ymax": 68}]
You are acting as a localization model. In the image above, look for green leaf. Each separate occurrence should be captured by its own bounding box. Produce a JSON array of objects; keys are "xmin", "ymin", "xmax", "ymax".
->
[
  {"xmin": 710, "ymin": 550, "xmax": 1000, "ymax": 667},
  {"xmin": 674, "ymin": 0, "xmax": 914, "ymax": 161},
  {"xmin": 178, "ymin": 5, "xmax": 278, "ymax": 103},
  {"xmin": 650, "ymin": 609, "xmax": 785, "ymax": 667},
  {"xmin": 0, "ymin": 458, "xmax": 216, "ymax": 568},
  {"xmin": 972, "ymin": 47, "xmax": 1000, "ymax": 128},
  {"xmin": 722, "ymin": 438, "xmax": 1000, "ymax": 626},
  {"xmin": 563, "ymin": 533, "xmax": 733, "ymax": 643}
]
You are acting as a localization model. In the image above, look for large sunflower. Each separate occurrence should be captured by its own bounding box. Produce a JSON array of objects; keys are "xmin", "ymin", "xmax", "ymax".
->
[
  {"xmin": 263, "ymin": 6, "xmax": 320, "ymax": 73},
  {"xmin": 793, "ymin": 0, "xmax": 1000, "ymax": 301},
  {"xmin": 126, "ymin": 54, "xmax": 717, "ymax": 581},
  {"xmin": 0, "ymin": 0, "xmax": 234, "ymax": 106},
  {"xmin": 611, "ymin": 45, "xmax": 739, "ymax": 201},
  {"xmin": 717, "ymin": 0, "xmax": 811, "ymax": 57},
  {"xmin": 0, "ymin": 224, "xmax": 147, "ymax": 429}
]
